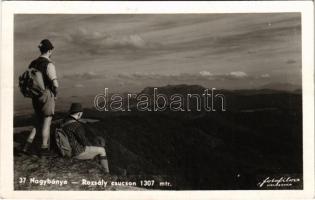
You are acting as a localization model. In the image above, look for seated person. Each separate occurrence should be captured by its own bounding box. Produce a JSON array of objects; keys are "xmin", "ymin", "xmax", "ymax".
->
[{"xmin": 62, "ymin": 103, "xmax": 110, "ymax": 174}]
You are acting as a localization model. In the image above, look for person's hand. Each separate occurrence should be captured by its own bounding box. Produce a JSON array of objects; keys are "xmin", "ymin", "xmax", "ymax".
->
[{"xmin": 51, "ymin": 86, "xmax": 58, "ymax": 97}]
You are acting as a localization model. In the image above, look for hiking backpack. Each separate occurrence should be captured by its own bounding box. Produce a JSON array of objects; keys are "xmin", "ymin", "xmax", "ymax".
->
[
  {"xmin": 54, "ymin": 120, "xmax": 76, "ymax": 158},
  {"xmin": 18, "ymin": 68, "xmax": 45, "ymax": 98}
]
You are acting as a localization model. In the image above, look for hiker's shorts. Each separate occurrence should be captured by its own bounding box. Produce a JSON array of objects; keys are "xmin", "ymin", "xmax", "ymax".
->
[
  {"xmin": 74, "ymin": 146, "xmax": 107, "ymax": 160},
  {"xmin": 32, "ymin": 89, "xmax": 55, "ymax": 117}
]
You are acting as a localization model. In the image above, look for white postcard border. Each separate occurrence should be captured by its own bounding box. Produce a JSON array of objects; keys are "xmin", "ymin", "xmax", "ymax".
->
[{"xmin": 1, "ymin": 1, "xmax": 314, "ymax": 199}]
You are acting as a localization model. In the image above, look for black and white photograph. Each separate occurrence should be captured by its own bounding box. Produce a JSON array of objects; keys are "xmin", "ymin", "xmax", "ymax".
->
[{"xmin": 0, "ymin": 1, "xmax": 314, "ymax": 199}]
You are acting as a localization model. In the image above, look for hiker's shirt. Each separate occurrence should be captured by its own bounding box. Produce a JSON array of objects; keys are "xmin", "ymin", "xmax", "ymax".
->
[
  {"xmin": 63, "ymin": 119, "xmax": 90, "ymax": 156},
  {"xmin": 28, "ymin": 56, "xmax": 57, "ymax": 92}
]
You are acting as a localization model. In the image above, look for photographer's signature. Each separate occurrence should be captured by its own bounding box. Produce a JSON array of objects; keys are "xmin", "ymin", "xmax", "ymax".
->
[{"xmin": 257, "ymin": 176, "xmax": 301, "ymax": 188}]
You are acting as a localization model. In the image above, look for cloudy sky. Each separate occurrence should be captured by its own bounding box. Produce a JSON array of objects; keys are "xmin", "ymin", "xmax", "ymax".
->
[{"xmin": 14, "ymin": 14, "xmax": 301, "ymax": 111}]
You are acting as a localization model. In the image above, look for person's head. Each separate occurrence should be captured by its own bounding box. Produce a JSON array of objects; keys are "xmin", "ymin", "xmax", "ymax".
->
[
  {"xmin": 69, "ymin": 103, "xmax": 83, "ymax": 119},
  {"xmin": 38, "ymin": 39, "xmax": 54, "ymax": 57}
]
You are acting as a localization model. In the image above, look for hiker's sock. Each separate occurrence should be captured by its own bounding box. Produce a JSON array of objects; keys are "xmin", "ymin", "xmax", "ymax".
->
[
  {"xmin": 26, "ymin": 138, "xmax": 34, "ymax": 144},
  {"xmin": 22, "ymin": 141, "xmax": 32, "ymax": 153},
  {"xmin": 100, "ymin": 156, "xmax": 110, "ymax": 174},
  {"xmin": 23, "ymin": 128, "xmax": 36, "ymax": 152},
  {"xmin": 41, "ymin": 144, "xmax": 49, "ymax": 149},
  {"xmin": 27, "ymin": 128, "xmax": 36, "ymax": 142}
]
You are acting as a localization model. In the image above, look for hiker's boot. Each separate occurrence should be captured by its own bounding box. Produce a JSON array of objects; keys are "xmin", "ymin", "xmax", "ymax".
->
[
  {"xmin": 40, "ymin": 147, "xmax": 58, "ymax": 158},
  {"xmin": 22, "ymin": 141, "xmax": 32, "ymax": 154},
  {"xmin": 40, "ymin": 147, "xmax": 52, "ymax": 158}
]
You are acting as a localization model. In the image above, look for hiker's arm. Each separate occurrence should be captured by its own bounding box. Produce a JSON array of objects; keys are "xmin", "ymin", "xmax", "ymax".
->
[{"xmin": 47, "ymin": 63, "xmax": 59, "ymax": 97}]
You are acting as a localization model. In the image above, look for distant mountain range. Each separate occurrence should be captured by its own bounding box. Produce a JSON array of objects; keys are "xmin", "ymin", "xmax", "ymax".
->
[
  {"xmin": 259, "ymin": 82, "xmax": 301, "ymax": 92},
  {"xmin": 140, "ymin": 84, "xmax": 206, "ymax": 96},
  {"xmin": 14, "ymin": 83, "xmax": 302, "ymax": 116},
  {"xmin": 140, "ymin": 82, "xmax": 301, "ymax": 96}
]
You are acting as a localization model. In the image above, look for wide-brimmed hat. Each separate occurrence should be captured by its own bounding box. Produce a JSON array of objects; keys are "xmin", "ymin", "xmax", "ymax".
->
[
  {"xmin": 69, "ymin": 103, "xmax": 83, "ymax": 114},
  {"xmin": 38, "ymin": 39, "xmax": 54, "ymax": 50}
]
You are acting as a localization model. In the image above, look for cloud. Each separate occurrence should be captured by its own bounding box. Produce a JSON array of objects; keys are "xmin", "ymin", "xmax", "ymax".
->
[
  {"xmin": 286, "ymin": 59, "xmax": 297, "ymax": 64},
  {"xmin": 171, "ymin": 21, "xmax": 301, "ymax": 56},
  {"xmin": 260, "ymin": 74, "xmax": 271, "ymax": 78},
  {"xmin": 229, "ymin": 71, "xmax": 248, "ymax": 78},
  {"xmin": 66, "ymin": 28, "xmax": 153, "ymax": 55},
  {"xmin": 118, "ymin": 71, "xmax": 254, "ymax": 82},
  {"xmin": 73, "ymin": 84, "xmax": 84, "ymax": 88},
  {"xmin": 63, "ymin": 71, "xmax": 105, "ymax": 80},
  {"xmin": 199, "ymin": 71, "xmax": 213, "ymax": 77}
]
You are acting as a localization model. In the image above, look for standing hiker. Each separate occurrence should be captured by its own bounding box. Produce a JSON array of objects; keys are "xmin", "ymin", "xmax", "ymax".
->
[{"xmin": 22, "ymin": 39, "xmax": 59, "ymax": 157}]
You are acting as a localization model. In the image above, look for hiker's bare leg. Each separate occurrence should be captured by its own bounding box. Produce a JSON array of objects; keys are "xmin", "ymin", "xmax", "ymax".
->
[
  {"xmin": 22, "ymin": 128, "xmax": 37, "ymax": 153},
  {"xmin": 41, "ymin": 116, "xmax": 52, "ymax": 149},
  {"xmin": 98, "ymin": 148, "xmax": 110, "ymax": 173},
  {"xmin": 27, "ymin": 128, "xmax": 36, "ymax": 143},
  {"xmin": 75, "ymin": 146, "xmax": 110, "ymax": 173}
]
